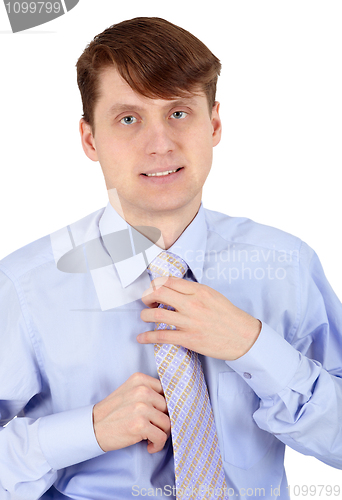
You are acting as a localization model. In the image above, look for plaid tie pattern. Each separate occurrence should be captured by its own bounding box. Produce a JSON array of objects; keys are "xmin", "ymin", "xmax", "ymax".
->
[{"xmin": 147, "ymin": 251, "xmax": 229, "ymax": 500}]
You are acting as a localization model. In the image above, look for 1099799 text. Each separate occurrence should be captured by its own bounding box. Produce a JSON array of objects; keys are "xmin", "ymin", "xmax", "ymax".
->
[{"xmin": 5, "ymin": 1, "xmax": 61, "ymax": 14}]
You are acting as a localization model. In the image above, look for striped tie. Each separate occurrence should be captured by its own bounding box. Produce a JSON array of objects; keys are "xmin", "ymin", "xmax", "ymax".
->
[{"xmin": 147, "ymin": 250, "xmax": 229, "ymax": 500}]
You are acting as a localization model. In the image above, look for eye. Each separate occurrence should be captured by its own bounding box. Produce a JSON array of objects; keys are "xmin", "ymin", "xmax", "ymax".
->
[
  {"xmin": 120, "ymin": 116, "xmax": 137, "ymax": 125},
  {"xmin": 171, "ymin": 111, "xmax": 188, "ymax": 120}
]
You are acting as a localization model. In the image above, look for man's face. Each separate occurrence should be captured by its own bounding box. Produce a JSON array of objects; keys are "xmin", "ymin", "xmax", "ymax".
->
[{"xmin": 80, "ymin": 68, "xmax": 221, "ymax": 220}]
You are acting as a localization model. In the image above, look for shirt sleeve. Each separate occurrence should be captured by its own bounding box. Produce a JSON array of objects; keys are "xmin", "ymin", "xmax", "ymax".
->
[
  {"xmin": 0, "ymin": 268, "xmax": 104, "ymax": 499},
  {"xmin": 226, "ymin": 241, "xmax": 342, "ymax": 469}
]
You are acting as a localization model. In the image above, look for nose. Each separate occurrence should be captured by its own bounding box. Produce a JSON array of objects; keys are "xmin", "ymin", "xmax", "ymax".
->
[{"xmin": 144, "ymin": 120, "xmax": 176, "ymax": 156}]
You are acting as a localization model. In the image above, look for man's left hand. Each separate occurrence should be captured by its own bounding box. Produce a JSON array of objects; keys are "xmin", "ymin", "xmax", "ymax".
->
[{"xmin": 137, "ymin": 277, "xmax": 261, "ymax": 361}]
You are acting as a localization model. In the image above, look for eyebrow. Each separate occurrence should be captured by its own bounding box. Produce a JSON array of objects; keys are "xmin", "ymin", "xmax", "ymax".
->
[
  {"xmin": 107, "ymin": 97, "xmax": 199, "ymax": 117},
  {"xmin": 107, "ymin": 104, "xmax": 144, "ymax": 116}
]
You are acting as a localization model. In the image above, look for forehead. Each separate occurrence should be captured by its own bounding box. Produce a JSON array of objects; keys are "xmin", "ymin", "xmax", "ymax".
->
[{"xmin": 96, "ymin": 67, "xmax": 206, "ymax": 113}]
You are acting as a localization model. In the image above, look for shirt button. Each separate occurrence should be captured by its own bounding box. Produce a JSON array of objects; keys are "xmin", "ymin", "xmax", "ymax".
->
[{"xmin": 243, "ymin": 372, "xmax": 252, "ymax": 379}]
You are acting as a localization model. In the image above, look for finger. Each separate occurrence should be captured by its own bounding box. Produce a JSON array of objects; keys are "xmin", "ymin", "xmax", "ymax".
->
[
  {"xmin": 137, "ymin": 329, "xmax": 190, "ymax": 348},
  {"xmin": 150, "ymin": 407, "xmax": 171, "ymax": 435},
  {"xmin": 147, "ymin": 438, "xmax": 167, "ymax": 454},
  {"xmin": 152, "ymin": 276, "xmax": 197, "ymax": 294},
  {"xmin": 146, "ymin": 390, "xmax": 169, "ymax": 414},
  {"xmin": 142, "ymin": 276, "xmax": 196, "ymax": 302},
  {"xmin": 146, "ymin": 413, "xmax": 171, "ymax": 453},
  {"xmin": 128, "ymin": 373, "xmax": 164, "ymax": 395},
  {"xmin": 141, "ymin": 284, "xmax": 186, "ymax": 312},
  {"xmin": 142, "ymin": 276, "xmax": 170, "ymax": 303},
  {"xmin": 141, "ymin": 306, "xmax": 188, "ymax": 331},
  {"xmin": 146, "ymin": 377, "xmax": 164, "ymax": 396},
  {"xmin": 152, "ymin": 394, "xmax": 168, "ymax": 414},
  {"xmin": 127, "ymin": 386, "xmax": 168, "ymax": 414}
]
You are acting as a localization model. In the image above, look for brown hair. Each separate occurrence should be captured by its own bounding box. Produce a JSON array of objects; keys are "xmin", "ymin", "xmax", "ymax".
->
[{"xmin": 76, "ymin": 17, "xmax": 221, "ymax": 132}]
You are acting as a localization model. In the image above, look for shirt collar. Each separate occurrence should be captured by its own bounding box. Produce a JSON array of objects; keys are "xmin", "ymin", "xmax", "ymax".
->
[{"xmin": 98, "ymin": 201, "xmax": 207, "ymax": 288}]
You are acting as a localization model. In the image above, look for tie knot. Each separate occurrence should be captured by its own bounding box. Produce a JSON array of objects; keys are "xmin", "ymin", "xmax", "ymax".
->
[{"xmin": 147, "ymin": 251, "xmax": 188, "ymax": 281}]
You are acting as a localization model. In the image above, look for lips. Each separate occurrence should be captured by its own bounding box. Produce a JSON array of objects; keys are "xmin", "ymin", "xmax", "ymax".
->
[
  {"xmin": 141, "ymin": 167, "xmax": 183, "ymax": 176},
  {"xmin": 140, "ymin": 167, "xmax": 184, "ymax": 183}
]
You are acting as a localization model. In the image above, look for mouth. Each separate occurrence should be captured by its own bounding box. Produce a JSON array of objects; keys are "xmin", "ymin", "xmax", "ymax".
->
[
  {"xmin": 140, "ymin": 167, "xmax": 184, "ymax": 184},
  {"xmin": 141, "ymin": 167, "xmax": 183, "ymax": 177}
]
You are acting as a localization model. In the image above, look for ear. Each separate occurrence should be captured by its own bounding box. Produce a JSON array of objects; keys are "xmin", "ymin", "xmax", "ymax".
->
[
  {"xmin": 79, "ymin": 119, "xmax": 98, "ymax": 162},
  {"xmin": 211, "ymin": 101, "xmax": 222, "ymax": 147}
]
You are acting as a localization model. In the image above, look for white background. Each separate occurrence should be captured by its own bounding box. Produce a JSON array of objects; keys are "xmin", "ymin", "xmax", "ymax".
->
[{"xmin": 0, "ymin": 1, "xmax": 341, "ymax": 497}]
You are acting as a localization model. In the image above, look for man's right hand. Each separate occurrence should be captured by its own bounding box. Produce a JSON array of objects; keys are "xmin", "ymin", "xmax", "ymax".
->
[{"xmin": 92, "ymin": 372, "xmax": 171, "ymax": 454}]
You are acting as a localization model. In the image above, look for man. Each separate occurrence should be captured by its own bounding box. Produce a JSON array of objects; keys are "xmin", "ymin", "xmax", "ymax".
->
[{"xmin": 0, "ymin": 16, "xmax": 341, "ymax": 500}]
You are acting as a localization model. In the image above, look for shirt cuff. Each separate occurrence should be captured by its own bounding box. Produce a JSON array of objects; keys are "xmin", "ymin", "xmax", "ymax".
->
[
  {"xmin": 38, "ymin": 404, "xmax": 105, "ymax": 470},
  {"xmin": 225, "ymin": 322, "xmax": 301, "ymax": 399}
]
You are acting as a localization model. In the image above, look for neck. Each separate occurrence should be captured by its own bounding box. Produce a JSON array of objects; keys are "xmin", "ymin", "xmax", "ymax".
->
[{"xmin": 108, "ymin": 190, "xmax": 201, "ymax": 250}]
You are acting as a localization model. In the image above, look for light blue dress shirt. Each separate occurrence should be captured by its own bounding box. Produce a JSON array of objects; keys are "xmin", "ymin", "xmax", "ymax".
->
[{"xmin": 0, "ymin": 201, "xmax": 342, "ymax": 500}]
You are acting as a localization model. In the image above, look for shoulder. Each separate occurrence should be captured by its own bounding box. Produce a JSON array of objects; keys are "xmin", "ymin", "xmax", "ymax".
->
[
  {"xmin": 203, "ymin": 206, "xmax": 303, "ymax": 257},
  {"xmin": 0, "ymin": 207, "xmax": 105, "ymax": 281}
]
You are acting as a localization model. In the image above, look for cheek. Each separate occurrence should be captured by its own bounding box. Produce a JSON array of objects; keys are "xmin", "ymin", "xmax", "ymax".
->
[
  {"xmin": 188, "ymin": 129, "xmax": 213, "ymax": 170},
  {"xmin": 95, "ymin": 137, "xmax": 128, "ymax": 170}
]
